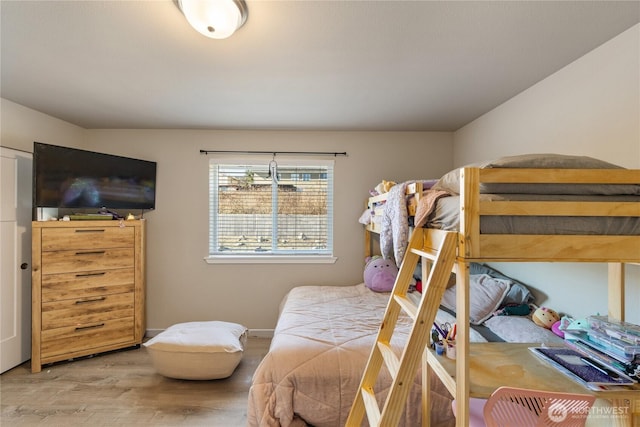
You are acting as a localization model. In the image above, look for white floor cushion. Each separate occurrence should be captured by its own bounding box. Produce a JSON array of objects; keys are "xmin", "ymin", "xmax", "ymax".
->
[{"xmin": 144, "ymin": 321, "xmax": 247, "ymax": 380}]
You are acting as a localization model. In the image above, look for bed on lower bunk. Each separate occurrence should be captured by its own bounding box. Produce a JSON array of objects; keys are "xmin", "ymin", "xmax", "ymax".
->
[
  {"xmin": 247, "ymin": 274, "xmax": 558, "ymax": 427},
  {"xmin": 248, "ymin": 153, "xmax": 640, "ymax": 427},
  {"xmin": 247, "ymin": 283, "xmax": 452, "ymax": 427}
]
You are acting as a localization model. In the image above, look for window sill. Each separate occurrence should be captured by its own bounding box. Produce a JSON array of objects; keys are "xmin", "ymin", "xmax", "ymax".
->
[{"xmin": 204, "ymin": 255, "xmax": 337, "ymax": 264}]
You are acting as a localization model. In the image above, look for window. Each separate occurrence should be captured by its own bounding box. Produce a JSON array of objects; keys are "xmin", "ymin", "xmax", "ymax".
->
[{"xmin": 207, "ymin": 157, "xmax": 335, "ymax": 263}]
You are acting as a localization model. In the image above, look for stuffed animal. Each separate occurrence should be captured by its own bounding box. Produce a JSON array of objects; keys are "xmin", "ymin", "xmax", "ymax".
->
[
  {"xmin": 364, "ymin": 256, "xmax": 398, "ymax": 292},
  {"xmin": 374, "ymin": 180, "xmax": 396, "ymax": 195},
  {"xmin": 551, "ymin": 316, "xmax": 588, "ymax": 338},
  {"xmin": 566, "ymin": 317, "xmax": 589, "ymax": 331},
  {"xmin": 532, "ymin": 306, "xmax": 560, "ymax": 329}
]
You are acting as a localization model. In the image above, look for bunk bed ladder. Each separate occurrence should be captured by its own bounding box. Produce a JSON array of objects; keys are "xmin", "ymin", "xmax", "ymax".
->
[{"xmin": 346, "ymin": 229, "xmax": 458, "ymax": 427}]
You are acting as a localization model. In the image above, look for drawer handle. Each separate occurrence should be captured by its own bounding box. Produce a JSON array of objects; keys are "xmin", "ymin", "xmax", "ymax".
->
[
  {"xmin": 75, "ymin": 323, "xmax": 105, "ymax": 331},
  {"xmin": 75, "ymin": 297, "xmax": 107, "ymax": 304},
  {"xmin": 75, "ymin": 272, "xmax": 106, "ymax": 278},
  {"xmin": 75, "ymin": 229, "xmax": 106, "ymax": 233},
  {"xmin": 74, "ymin": 250, "xmax": 106, "ymax": 256}
]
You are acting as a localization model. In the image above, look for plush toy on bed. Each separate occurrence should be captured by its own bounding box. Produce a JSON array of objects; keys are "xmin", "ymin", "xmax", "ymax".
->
[
  {"xmin": 373, "ymin": 180, "xmax": 396, "ymax": 196},
  {"xmin": 532, "ymin": 306, "xmax": 560, "ymax": 329},
  {"xmin": 364, "ymin": 255, "xmax": 398, "ymax": 292}
]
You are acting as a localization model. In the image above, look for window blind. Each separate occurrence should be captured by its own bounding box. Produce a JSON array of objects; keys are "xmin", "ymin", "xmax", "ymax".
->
[{"xmin": 209, "ymin": 159, "xmax": 334, "ymax": 257}]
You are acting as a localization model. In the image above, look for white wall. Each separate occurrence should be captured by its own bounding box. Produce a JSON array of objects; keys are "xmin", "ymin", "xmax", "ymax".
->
[
  {"xmin": 0, "ymin": 98, "xmax": 86, "ymax": 152},
  {"xmin": 83, "ymin": 130, "xmax": 453, "ymax": 331},
  {"xmin": 1, "ymin": 97, "xmax": 453, "ymax": 331},
  {"xmin": 453, "ymin": 24, "xmax": 640, "ymax": 323}
]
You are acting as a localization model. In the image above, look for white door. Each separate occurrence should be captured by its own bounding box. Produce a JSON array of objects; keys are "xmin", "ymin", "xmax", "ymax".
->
[{"xmin": 0, "ymin": 147, "xmax": 32, "ymax": 373}]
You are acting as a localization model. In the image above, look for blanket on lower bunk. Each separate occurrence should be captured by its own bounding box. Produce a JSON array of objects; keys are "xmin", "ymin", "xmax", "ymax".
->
[
  {"xmin": 247, "ymin": 284, "xmax": 468, "ymax": 427},
  {"xmin": 247, "ymin": 281, "xmax": 561, "ymax": 427},
  {"xmin": 247, "ymin": 263, "xmax": 562, "ymax": 427}
]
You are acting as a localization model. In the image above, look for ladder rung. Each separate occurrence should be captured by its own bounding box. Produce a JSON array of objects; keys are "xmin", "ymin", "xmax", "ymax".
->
[
  {"xmin": 377, "ymin": 341, "xmax": 400, "ymax": 379},
  {"xmin": 409, "ymin": 247, "xmax": 438, "ymax": 261},
  {"xmin": 393, "ymin": 294, "xmax": 417, "ymax": 320},
  {"xmin": 361, "ymin": 387, "xmax": 381, "ymax": 426}
]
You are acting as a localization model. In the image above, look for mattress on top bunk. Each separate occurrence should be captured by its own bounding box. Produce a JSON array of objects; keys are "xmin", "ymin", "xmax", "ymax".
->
[
  {"xmin": 422, "ymin": 153, "xmax": 640, "ymax": 235},
  {"xmin": 428, "ymin": 193, "xmax": 640, "ymax": 235},
  {"xmin": 365, "ymin": 154, "xmax": 639, "ymax": 265}
]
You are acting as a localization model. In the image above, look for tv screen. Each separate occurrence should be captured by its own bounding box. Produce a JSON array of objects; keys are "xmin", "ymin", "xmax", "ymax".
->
[{"xmin": 33, "ymin": 142, "xmax": 156, "ymax": 211}]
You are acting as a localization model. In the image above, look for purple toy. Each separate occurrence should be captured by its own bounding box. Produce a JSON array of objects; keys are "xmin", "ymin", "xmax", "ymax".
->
[{"xmin": 363, "ymin": 256, "xmax": 398, "ymax": 292}]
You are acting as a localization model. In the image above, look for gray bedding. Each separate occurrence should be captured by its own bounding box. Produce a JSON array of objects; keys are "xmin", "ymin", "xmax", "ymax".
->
[
  {"xmin": 428, "ymin": 194, "xmax": 640, "ymax": 235},
  {"xmin": 427, "ymin": 153, "xmax": 640, "ymax": 234}
]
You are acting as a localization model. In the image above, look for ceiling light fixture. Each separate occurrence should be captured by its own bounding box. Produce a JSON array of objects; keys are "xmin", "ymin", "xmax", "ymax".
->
[{"xmin": 176, "ymin": 0, "xmax": 248, "ymax": 39}]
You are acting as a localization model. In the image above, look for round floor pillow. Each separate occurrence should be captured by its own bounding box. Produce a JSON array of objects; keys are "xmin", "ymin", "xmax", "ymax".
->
[{"xmin": 144, "ymin": 321, "xmax": 247, "ymax": 380}]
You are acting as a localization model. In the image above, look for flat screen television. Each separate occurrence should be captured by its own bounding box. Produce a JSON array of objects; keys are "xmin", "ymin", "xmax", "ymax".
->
[{"xmin": 33, "ymin": 142, "xmax": 157, "ymax": 211}]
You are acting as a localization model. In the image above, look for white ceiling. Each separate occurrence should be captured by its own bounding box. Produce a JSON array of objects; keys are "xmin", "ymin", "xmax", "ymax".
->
[{"xmin": 1, "ymin": 0, "xmax": 638, "ymax": 131}]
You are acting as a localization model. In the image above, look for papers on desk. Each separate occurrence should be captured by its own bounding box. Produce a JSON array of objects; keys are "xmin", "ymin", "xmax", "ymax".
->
[{"xmin": 530, "ymin": 347, "xmax": 636, "ymax": 391}]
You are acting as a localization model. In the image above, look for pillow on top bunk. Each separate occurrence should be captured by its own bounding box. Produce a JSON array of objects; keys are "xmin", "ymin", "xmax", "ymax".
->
[
  {"xmin": 433, "ymin": 153, "xmax": 640, "ymax": 196},
  {"xmin": 484, "ymin": 153, "xmax": 623, "ymax": 169},
  {"xmin": 440, "ymin": 274, "xmax": 510, "ymax": 325}
]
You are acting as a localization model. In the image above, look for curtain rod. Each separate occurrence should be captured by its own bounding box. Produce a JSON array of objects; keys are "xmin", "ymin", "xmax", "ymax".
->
[{"xmin": 200, "ymin": 150, "xmax": 347, "ymax": 157}]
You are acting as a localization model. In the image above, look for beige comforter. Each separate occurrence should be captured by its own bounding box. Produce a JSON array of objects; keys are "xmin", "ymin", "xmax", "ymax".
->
[{"xmin": 247, "ymin": 283, "xmax": 470, "ymax": 427}]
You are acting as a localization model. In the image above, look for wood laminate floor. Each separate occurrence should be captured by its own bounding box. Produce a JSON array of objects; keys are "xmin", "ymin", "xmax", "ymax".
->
[{"xmin": 0, "ymin": 337, "xmax": 271, "ymax": 426}]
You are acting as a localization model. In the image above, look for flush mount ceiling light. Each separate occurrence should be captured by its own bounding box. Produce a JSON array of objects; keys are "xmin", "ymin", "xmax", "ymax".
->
[{"xmin": 176, "ymin": 0, "xmax": 248, "ymax": 39}]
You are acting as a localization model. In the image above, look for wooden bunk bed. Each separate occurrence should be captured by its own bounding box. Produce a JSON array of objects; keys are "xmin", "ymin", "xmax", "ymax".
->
[{"xmin": 356, "ymin": 158, "xmax": 640, "ymax": 426}]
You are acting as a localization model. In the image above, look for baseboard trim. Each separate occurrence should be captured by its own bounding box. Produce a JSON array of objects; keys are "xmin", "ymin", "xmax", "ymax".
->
[{"xmin": 247, "ymin": 329, "xmax": 274, "ymax": 338}]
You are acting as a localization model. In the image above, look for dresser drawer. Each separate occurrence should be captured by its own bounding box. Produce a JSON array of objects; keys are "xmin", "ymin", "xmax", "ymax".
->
[
  {"xmin": 41, "ymin": 226, "xmax": 134, "ymax": 251},
  {"xmin": 41, "ymin": 248, "xmax": 134, "ymax": 274},
  {"xmin": 40, "ymin": 317, "xmax": 135, "ymax": 359},
  {"xmin": 42, "ymin": 268, "xmax": 134, "ymax": 302},
  {"xmin": 41, "ymin": 292, "xmax": 134, "ymax": 330}
]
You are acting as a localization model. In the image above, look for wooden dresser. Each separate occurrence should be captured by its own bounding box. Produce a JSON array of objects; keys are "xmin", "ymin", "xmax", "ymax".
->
[{"xmin": 31, "ymin": 219, "xmax": 146, "ymax": 373}]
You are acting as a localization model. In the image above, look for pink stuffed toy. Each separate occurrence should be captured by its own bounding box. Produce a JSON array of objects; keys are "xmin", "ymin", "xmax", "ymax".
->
[{"xmin": 363, "ymin": 256, "xmax": 398, "ymax": 292}]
